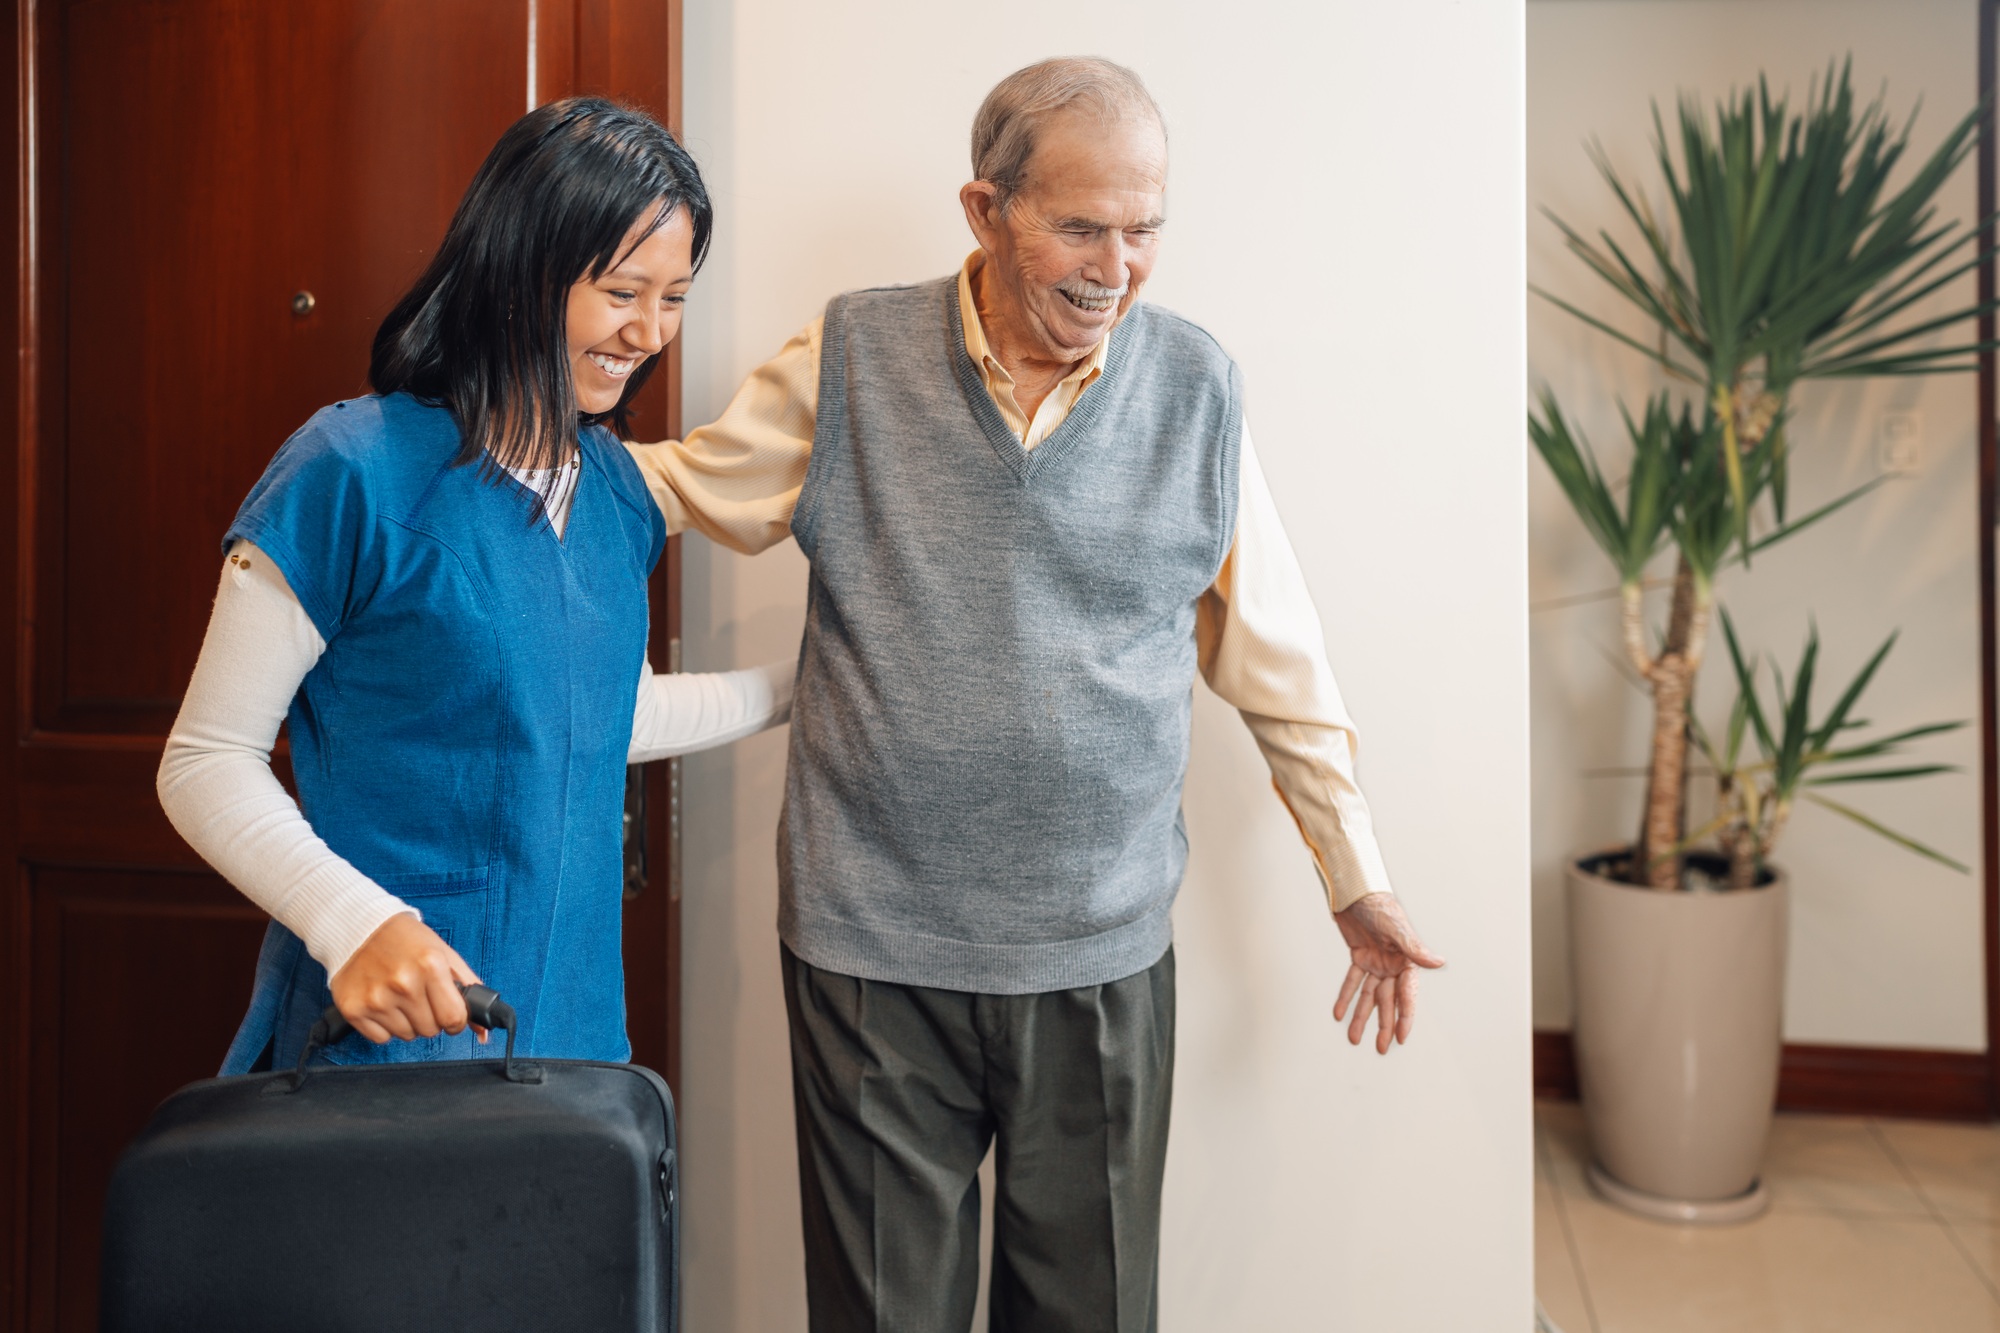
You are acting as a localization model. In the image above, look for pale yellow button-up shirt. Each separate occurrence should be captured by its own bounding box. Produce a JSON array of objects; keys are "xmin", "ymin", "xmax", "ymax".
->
[{"xmin": 624, "ymin": 254, "xmax": 1392, "ymax": 912}]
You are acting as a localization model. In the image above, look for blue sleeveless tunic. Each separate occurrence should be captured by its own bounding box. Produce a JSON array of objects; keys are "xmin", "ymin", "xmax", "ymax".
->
[{"xmin": 217, "ymin": 393, "xmax": 664, "ymax": 1072}]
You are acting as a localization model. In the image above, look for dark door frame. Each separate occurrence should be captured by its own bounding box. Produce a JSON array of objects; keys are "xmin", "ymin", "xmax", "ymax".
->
[{"xmin": 1979, "ymin": 0, "xmax": 2000, "ymax": 1119}]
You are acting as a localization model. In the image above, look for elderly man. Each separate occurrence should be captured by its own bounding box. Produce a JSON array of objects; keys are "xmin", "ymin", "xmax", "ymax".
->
[{"xmin": 628, "ymin": 57, "xmax": 1442, "ymax": 1333}]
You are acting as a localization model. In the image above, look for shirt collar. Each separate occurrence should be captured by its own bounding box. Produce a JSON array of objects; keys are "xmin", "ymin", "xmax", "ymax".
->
[{"xmin": 957, "ymin": 252, "xmax": 1110, "ymax": 391}]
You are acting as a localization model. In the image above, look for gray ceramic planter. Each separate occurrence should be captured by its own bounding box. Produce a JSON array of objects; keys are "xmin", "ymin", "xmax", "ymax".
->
[{"xmin": 1567, "ymin": 853, "xmax": 1788, "ymax": 1223}]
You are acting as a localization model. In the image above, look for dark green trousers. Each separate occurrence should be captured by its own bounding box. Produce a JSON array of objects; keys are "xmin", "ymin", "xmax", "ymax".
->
[{"xmin": 781, "ymin": 945, "xmax": 1176, "ymax": 1333}]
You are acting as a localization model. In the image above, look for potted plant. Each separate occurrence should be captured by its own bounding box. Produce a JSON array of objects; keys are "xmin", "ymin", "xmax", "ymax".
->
[
  {"xmin": 1531, "ymin": 60, "xmax": 1990, "ymax": 1220},
  {"xmin": 1566, "ymin": 610, "xmax": 1965, "ymax": 1222}
]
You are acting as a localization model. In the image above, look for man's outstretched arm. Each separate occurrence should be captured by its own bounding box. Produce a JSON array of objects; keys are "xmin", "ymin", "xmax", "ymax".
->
[
  {"xmin": 1196, "ymin": 424, "xmax": 1444, "ymax": 1053},
  {"xmin": 622, "ymin": 318, "xmax": 823, "ymax": 551}
]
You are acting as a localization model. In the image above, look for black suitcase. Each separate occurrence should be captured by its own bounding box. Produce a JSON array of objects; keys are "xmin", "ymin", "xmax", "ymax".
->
[{"xmin": 100, "ymin": 987, "xmax": 679, "ymax": 1332}]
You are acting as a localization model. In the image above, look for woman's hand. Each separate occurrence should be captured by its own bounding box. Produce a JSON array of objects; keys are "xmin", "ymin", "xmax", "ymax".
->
[{"xmin": 329, "ymin": 913, "xmax": 482, "ymax": 1044}]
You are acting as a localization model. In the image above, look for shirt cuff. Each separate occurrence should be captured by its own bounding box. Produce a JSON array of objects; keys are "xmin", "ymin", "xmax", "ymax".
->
[
  {"xmin": 1269, "ymin": 777, "xmax": 1396, "ymax": 914},
  {"xmin": 283, "ymin": 861, "xmax": 421, "ymax": 979}
]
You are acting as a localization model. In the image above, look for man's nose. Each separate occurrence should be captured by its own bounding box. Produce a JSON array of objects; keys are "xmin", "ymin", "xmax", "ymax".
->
[{"xmin": 1082, "ymin": 233, "xmax": 1135, "ymax": 290}]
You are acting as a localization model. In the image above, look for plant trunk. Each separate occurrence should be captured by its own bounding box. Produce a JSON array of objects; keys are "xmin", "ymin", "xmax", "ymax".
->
[
  {"xmin": 1724, "ymin": 829, "xmax": 1760, "ymax": 890},
  {"xmin": 1728, "ymin": 802, "xmax": 1790, "ymax": 891},
  {"xmin": 1629, "ymin": 556, "xmax": 1709, "ymax": 890},
  {"xmin": 1635, "ymin": 657, "xmax": 1694, "ymax": 889},
  {"xmin": 1664, "ymin": 561, "xmax": 1699, "ymax": 859}
]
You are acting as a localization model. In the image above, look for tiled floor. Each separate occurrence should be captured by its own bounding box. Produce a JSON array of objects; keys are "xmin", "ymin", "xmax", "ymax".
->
[{"xmin": 1536, "ymin": 1101, "xmax": 2000, "ymax": 1332}]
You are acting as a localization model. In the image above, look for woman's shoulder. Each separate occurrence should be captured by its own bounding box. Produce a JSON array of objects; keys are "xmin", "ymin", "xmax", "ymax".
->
[
  {"xmin": 242, "ymin": 394, "xmax": 462, "ymax": 524},
  {"xmin": 227, "ymin": 395, "xmax": 459, "ymax": 637},
  {"xmin": 279, "ymin": 393, "xmax": 459, "ymax": 475},
  {"xmin": 232, "ymin": 395, "xmax": 459, "ymax": 549}
]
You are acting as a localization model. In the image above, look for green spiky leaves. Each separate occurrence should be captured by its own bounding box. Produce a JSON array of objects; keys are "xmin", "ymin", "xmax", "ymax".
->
[
  {"xmin": 1697, "ymin": 610, "xmax": 1969, "ymax": 876},
  {"xmin": 1543, "ymin": 59, "xmax": 1996, "ymax": 393}
]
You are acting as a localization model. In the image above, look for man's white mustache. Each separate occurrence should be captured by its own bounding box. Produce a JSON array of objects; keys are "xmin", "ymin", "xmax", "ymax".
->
[{"xmin": 1057, "ymin": 280, "xmax": 1127, "ymax": 303}]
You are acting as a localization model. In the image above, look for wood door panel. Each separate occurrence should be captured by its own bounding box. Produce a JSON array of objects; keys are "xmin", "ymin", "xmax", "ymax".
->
[
  {"xmin": 576, "ymin": 0, "xmax": 674, "ymax": 117},
  {"xmin": 24, "ymin": 866, "xmax": 267, "ymax": 1332},
  {"xmin": 38, "ymin": 0, "xmax": 531, "ymax": 734},
  {"xmin": 6, "ymin": 4, "xmax": 687, "ymax": 1326},
  {"xmin": 16, "ymin": 742, "xmax": 198, "ymax": 867}
]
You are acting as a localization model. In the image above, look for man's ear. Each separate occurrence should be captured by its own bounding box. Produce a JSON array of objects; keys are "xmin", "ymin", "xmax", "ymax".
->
[{"xmin": 959, "ymin": 180, "xmax": 1003, "ymax": 247}]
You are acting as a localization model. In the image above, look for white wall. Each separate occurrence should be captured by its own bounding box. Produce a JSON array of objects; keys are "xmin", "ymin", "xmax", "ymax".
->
[
  {"xmin": 674, "ymin": 3, "xmax": 1531, "ymax": 1328},
  {"xmin": 1528, "ymin": 0, "xmax": 1987, "ymax": 1051}
]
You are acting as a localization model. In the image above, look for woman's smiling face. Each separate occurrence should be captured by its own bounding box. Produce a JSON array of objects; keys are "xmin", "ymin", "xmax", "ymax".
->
[{"xmin": 566, "ymin": 203, "xmax": 695, "ymax": 416}]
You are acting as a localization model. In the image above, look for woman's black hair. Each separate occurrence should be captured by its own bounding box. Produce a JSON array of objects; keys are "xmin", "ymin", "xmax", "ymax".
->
[{"xmin": 370, "ymin": 97, "xmax": 712, "ymax": 490}]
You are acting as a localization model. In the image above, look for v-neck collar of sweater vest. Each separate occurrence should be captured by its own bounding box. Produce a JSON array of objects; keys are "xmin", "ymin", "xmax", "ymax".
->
[{"xmin": 943, "ymin": 279, "xmax": 1138, "ymax": 485}]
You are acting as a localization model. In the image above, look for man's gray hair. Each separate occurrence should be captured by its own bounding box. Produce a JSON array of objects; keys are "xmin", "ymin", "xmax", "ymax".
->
[{"xmin": 970, "ymin": 57, "xmax": 1165, "ymax": 211}]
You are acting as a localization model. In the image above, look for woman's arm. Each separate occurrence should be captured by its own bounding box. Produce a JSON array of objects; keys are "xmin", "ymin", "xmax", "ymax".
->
[
  {"xmin": 628, "ymin": 658, "xmax": 794, "ymax": 763},
  {"xmin": 158, "ymin": 543, "xmax": 477, "ymax": 1043}
]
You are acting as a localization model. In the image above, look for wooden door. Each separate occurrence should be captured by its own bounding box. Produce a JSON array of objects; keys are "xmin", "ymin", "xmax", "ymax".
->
[{"xmin": 0, "ymin": 3, "xmax": 684, "ymax": 1327}]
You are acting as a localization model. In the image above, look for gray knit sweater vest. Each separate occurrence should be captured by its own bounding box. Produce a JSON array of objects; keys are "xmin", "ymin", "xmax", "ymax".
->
[{"xmin": 779, "ymin": 276, "xmax": 1242, "ymax": 993}]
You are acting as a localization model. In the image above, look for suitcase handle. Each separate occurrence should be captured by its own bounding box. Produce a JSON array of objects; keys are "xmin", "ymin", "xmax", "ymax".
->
[{"xmin": 281, "ymin": 984, "xmax": 543, "ymax": 1090}]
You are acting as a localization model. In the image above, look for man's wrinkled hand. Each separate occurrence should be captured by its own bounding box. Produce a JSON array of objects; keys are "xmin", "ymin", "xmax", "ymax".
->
[{"xmin": 1331, "ymin": 894, "xmax": 1444, "ymax": 1054}]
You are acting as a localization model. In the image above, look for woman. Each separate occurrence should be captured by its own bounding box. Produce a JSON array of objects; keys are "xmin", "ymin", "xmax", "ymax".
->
[{"xmin": 159, "ymin": 97, "xmax": 787, "ymax": 1073}]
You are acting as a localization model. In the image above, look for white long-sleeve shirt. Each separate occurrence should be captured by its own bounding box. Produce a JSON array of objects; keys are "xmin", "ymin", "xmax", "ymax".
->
[{"xmin": 159, "ymin": 524, "xmax": 791, "ymax": 980}]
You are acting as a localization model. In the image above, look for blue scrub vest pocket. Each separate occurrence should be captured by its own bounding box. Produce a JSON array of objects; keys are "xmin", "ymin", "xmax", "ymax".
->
[{"xmin": 321, "ymin": 866, "xmax": 493, "ymax": 1066}]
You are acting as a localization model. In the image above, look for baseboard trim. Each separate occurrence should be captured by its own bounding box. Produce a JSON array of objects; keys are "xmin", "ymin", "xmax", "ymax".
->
[
  {"xmin": 1533, "ymin": 1030, "xmax": 1579, "ymax": 1102},
  {"xmin": 1534, "ymin": 1029, "xmax": 1993, "ymax": 1122}
]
